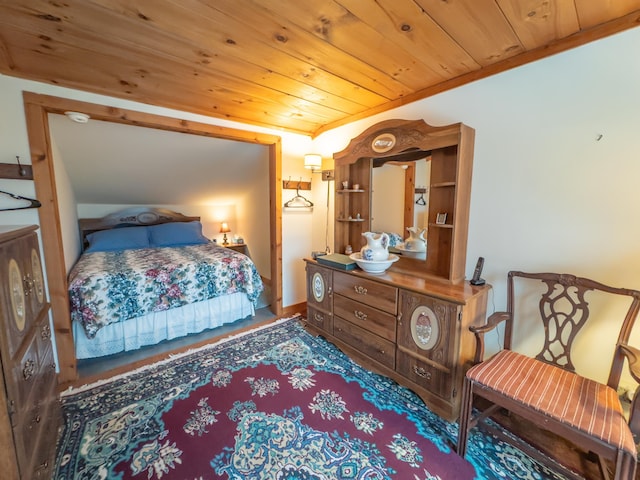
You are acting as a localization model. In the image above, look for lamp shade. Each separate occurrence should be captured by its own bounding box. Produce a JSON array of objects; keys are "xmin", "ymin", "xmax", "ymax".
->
[
  {"xmin": 219, "ymin": 222, "xmax": 231, "ymax": 233},
  {"xmin": 304, "ymin": 153, "xmax": 322, "ymax": 170}
]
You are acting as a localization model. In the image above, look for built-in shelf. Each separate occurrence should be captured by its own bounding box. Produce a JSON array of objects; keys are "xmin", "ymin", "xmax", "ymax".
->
[
  {"xmin": 337, "ymin": 218, "xmax": 365, "ymax": 222},
  {"xmin": 429, "ymin": 223, "xmax": 454, "ymax": 229},
  {"xmin": 337, "ymin": 189, "xmax": 366, "ymax": 193},
  {"xmin": 431, "ymin": 182, "xmax": 456, "ymax": 188}
]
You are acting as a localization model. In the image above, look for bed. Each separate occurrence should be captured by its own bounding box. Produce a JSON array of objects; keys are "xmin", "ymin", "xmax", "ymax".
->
[{"xmin": 68, "ymin": 208, "xmax": 264, "ymax": 359}]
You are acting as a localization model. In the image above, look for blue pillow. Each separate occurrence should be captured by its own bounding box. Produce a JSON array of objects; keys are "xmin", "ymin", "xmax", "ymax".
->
[
  {"xmin": 148, "ymin": 221, "xmax": 209, "ymax": 247},
  {"xmin": 85, "ymin": 226, "xmax": 150, "ymax": 253}
]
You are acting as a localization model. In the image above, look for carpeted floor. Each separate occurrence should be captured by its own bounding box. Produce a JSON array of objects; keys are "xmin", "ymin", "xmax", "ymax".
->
[{"xmin": 55, "ymin": 315, "xmax": 575, "ymax": 479}]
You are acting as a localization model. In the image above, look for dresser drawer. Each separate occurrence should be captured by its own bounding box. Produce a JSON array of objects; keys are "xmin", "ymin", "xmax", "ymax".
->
[
  {"xmin": 14, "ymin": 394, "xmax": 59, "ymax": 480},
  {"xmin": 306, "ymin": 306, "xmax": 333, "ymax": 334},
  {"xmin": 396, "ymin": 350, "xmax": 453, "ymax": 399},
  {"xmin": 32, "ymin": 397, "xmax": 60, "ymax": 479},
  {"xmin": 333, "ymin": 271, "xmax": 397, "ymax": 314},
  {"xmin": 333, "ymin": 294, "xmax": 396, "ymax": 342},
  {"xmin": 334, "ymin": 317, "xmax": 395, "ymax": 369},
  {"xmin": 13, "ymin": 399, "xmax": 43, "ymax": 470},
  {"xmin": 5, "ymin": 332, "xmax": 39, "ymax": 408},
  {"xmin": 34, "ymin": 339, "xmax": 57, "ymax": 407}
]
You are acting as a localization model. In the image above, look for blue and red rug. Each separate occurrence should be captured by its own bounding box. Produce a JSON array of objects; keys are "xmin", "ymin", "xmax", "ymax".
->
[{"xmin": 55, "ymin": 315, "xmax": 569, "ymax": 479}]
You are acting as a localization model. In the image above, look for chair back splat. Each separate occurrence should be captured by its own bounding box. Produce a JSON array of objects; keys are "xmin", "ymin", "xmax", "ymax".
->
[{"xmin": 458, "ymin": 271, "xmax": 640, "ymax": 480}]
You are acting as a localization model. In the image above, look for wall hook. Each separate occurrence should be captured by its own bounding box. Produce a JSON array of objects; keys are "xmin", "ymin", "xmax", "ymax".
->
[
  {"xmin": 0, "ymin": 156, "xmax": 33, "ymax": 180},
  {"xmin": 16, "ymin": 156, "xmax": 27, "ymax": 176}
]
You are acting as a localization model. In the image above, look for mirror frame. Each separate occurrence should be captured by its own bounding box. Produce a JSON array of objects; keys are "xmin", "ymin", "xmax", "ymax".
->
[{"xmin": 333, "ymin": 118, "xmax": 475, "ymax": 283}]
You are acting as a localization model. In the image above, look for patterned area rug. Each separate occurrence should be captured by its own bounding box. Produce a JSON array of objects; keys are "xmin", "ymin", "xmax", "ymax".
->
[{"xmin": 55, "ymin": 315, "xmax": 571, "ymax": 479}]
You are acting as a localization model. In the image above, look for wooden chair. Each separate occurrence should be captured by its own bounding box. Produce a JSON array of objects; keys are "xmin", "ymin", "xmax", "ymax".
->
[{"xmin": 457, "ymin": 271, "xmax": 640, "ymax": 480}]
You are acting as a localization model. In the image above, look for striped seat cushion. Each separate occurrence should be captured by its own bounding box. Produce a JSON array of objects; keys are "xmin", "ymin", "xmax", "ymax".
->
[{"xmin": 466, "ymin": 349, "xmax": 637, "ymax": 456}]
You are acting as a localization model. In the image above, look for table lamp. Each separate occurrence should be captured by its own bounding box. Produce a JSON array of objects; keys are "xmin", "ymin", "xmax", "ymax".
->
[{"xmin": 220, "ymin": 222, "xmax": 231, "ymax": 245}]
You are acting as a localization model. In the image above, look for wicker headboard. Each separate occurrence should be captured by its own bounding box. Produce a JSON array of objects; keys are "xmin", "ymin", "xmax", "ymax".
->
[{"xmin": 79, "ymin": 207, "xmax": 200, "ymax": 250}]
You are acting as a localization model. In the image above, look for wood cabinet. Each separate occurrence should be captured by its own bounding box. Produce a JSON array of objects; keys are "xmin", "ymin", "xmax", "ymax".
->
[
  {"xmin": 333, "ymin": 119, "xmax": 475, "ymax": 284},
  {"xmin": 224, "ymin": 243, "xmax": 249, "ymax": 256},
  {"xmin": 0, "ymin": 226, "xmax": 61, "ymax": 479},
  {"xmin": 305, "ymin": 259, "xmax": 488, "ymax": 421}
]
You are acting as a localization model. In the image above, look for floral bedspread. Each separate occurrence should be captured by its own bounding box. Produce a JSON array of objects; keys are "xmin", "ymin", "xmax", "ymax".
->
[{"xmin": 68, "ymin": 244, "xmax": 264, "ymax": 339}]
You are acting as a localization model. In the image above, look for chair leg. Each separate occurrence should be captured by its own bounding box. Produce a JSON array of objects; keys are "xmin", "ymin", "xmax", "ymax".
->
[
  {"xmin": 614, "ymin": 450, "xmax": 637, "ymax": 480},
  {"xmin": 457, "ymin": 376, "xmax": 474, "ymax": 457}
]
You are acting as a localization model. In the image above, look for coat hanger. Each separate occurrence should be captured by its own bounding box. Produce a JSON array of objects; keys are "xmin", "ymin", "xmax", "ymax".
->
[
  {"xmin": 284, "ymin": 180, "xmax": 314, "ymax": 208},
  {"xmin": 0, "ymin": 189, "xmax": 42, "ymax": 211},
  {"xmin": 415, "ymin": 192, "xmax": 426, "ymax": 206}
]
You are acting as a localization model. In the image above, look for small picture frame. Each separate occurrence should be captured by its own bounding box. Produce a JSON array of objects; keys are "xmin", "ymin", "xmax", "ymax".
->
[{"xmin": 435, "ymin": 212, "xmax": 447, "ymax": 225}]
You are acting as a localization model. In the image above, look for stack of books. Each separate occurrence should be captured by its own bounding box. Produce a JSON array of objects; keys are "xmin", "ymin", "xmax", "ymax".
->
[{"xmin": 316, "ymin": 253, "xmax": 357, "ymax": 270}]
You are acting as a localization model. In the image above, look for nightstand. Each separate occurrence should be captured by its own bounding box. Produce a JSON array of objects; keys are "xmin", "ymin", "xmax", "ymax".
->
[{"xmin": 224, "ymin": 243, "xmax": 248, "ymax": 255}]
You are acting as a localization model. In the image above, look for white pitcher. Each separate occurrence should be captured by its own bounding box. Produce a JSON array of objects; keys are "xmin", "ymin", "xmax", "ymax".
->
[
  {"xmin": 360, "ymin": 232, "xmax": 390, "ymax": 261},
  {"xmin": 404, "ymin": 227, "xmax": 426, "ymax": 252}
]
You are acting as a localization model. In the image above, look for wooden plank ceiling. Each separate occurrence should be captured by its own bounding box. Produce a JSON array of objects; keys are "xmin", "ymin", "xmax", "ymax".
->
[{"xmin": 0, "ymin": 0, "xmax": 639, "ymax": 136}]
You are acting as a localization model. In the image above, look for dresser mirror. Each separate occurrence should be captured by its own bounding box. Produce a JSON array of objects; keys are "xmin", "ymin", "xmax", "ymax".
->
[
  {"xmin": 371, "ymin": 157, "xmax": 430, "ymax": 261},
  {"xmin": 333, "ymin": 119, "xmax": 475, "ymax": 283}
]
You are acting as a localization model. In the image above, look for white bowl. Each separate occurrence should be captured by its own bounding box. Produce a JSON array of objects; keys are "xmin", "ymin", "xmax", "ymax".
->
[
  {"xmin": 394, "ymin": 244, "xmax": 427, "ymax": 260},
  {"xmin": 349, "ymin": 253, "xmax": 399, "ymax": 274}
]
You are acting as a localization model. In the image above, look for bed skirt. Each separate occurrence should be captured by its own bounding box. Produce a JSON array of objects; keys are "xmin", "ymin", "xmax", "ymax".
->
[{"xmin": 73, "ymin": 292, "xmax": 255, "ymax": 359}]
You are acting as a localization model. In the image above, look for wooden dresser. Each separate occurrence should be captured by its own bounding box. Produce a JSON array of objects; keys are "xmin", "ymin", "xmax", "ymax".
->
[
  {"xmin": 305, "ymin": 259, "xmax": 489, "ymax": 421},
  {"xmin": 0, "ymin": 225, "xmax": 61, "ymax": 479}
]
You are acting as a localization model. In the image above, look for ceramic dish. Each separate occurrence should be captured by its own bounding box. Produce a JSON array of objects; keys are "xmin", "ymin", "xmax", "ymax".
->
[
  {"xmin": 349, "ymin": 252, "xmax": 399, "ymax": 274},
  {"xmin": 394, "ymin": 244, "xmax": 427, "ymax": 260}
]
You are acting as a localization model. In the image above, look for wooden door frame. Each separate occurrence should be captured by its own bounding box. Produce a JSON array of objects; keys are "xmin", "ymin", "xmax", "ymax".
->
[{"xmin": 22, "ymin": 92, "xmax": 283, "ymax": 385}]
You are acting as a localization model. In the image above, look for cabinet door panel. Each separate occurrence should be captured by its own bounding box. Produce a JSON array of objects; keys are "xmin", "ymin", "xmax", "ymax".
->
[
  {"xmin": 396, "ymin": 350, "xmax": 452, "ymax": 398},
  {"xmin": 306, "ymin": 263, "xmax": 333, "ymax": 313},
  {"xmin": 0, "ymin": 240, "xmax": 30, "ymax": 360},
  {"xmin": 306, "ymin": 306, "xmax": 333, "ymax": 335},
  {"xmin": 25, "ymin": 235, "xmax": 47, "ymax": 321},
  {"xmin": 397, "ymin": 290, "xmax": 459, "ymax": 369}
]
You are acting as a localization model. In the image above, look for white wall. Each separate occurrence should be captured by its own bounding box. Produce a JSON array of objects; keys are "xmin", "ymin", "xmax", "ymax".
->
[
  {"xmin": 50, "ymin": 137, "xmax": 81, "ymax": 273},
  {"xmin": 312, "ymin": 27, "xmax": 640, "ymax": 387}
]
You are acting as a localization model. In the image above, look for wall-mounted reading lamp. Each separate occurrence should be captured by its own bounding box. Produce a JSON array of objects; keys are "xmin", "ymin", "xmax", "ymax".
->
[
  {"xmin": 304, "ymin": 153, "xmax": 334, "ymax": 181},
  {"xmin": 304, "ymin": 153, "xmax": 322, "ymax": 172}
]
